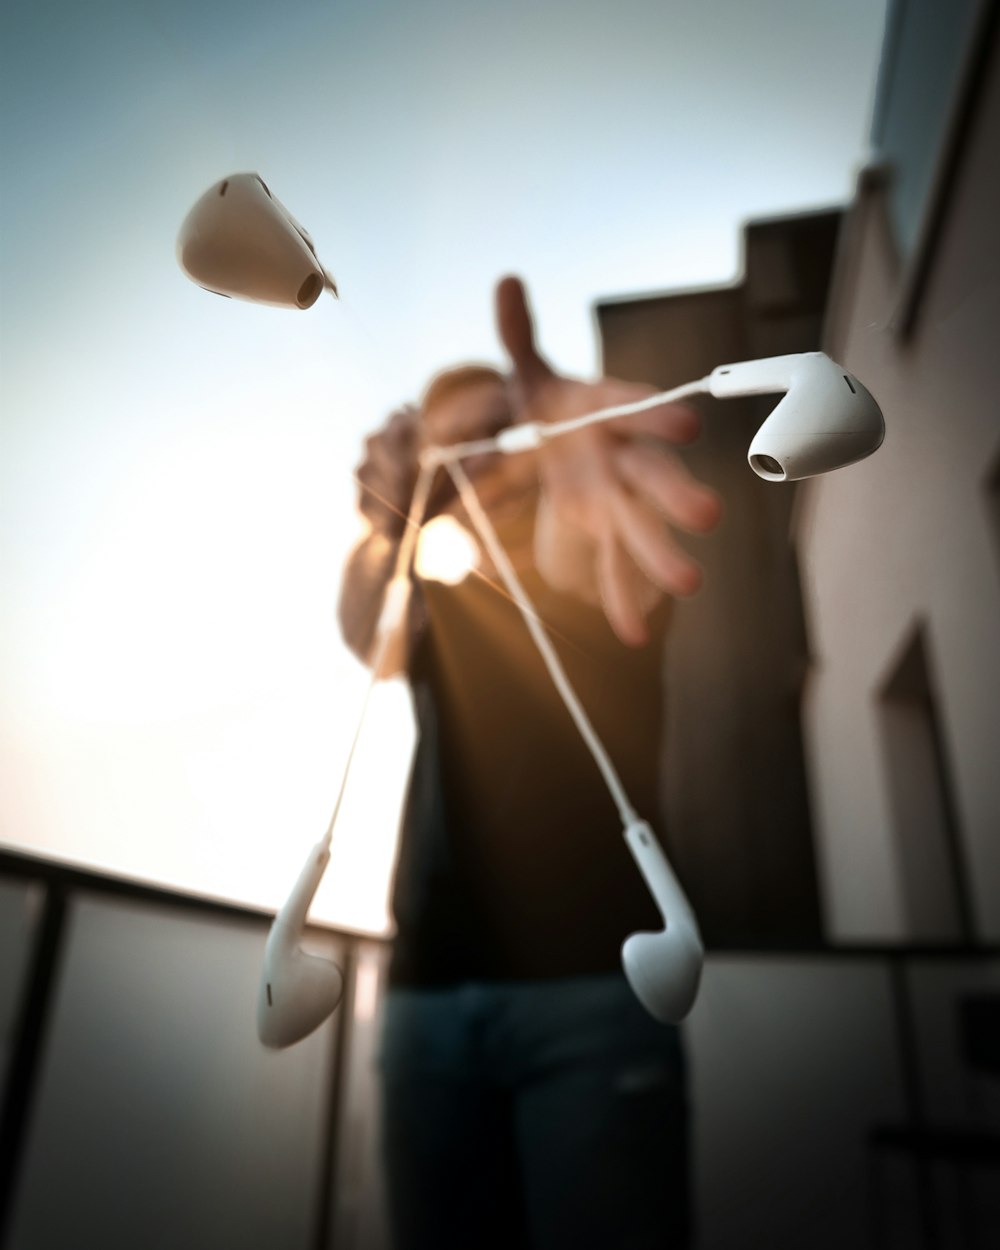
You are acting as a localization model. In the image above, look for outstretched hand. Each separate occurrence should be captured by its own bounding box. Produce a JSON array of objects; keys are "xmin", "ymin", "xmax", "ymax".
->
[{"xmin": 495, "ymin": 276, "xmax": 722, "ymax": 646}]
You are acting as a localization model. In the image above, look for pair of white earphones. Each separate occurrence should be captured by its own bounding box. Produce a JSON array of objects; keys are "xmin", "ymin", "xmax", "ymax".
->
[{"xmin": 178, "ymin": 173, "xmax": 885, "ymax": 1047}]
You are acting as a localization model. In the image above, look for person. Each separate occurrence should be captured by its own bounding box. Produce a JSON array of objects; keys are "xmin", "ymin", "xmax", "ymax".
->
[{"xmin": 338, "ymin": 276, "xmax": 721, "ymax": 1250}]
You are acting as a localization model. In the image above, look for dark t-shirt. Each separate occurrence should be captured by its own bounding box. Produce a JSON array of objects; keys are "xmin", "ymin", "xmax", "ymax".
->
[{"xmin": 388, "ymin": 518, "xmax": 671, "ymax": 987}]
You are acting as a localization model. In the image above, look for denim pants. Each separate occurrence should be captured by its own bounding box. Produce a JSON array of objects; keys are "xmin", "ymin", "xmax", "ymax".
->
[{"xmin": 377, "ymin": 973, "xmax": 690, "ymax": 1250}]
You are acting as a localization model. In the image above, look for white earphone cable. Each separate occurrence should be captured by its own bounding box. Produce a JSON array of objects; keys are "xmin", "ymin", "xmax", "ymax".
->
[
  {"xmin": 321, "ymin": 460, "xmax": 438, "ymax": 849},
  {"xmin": 527, "ymin": 379, "xmax": 707, "ymax": 439},
  {"xmin": 326, "ymin": 380, "xmax": 706, "ymax": 847},
  {"xmin": 424, "ymin": 378, "xmax": 708, "ymax": 465},
  {"xmin": 445, "ymin": 459, "xmax": 639, "ymax": 830}
]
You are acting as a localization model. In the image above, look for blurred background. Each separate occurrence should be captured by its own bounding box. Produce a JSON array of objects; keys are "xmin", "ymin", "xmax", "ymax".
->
[
  {"xmin": 1, "ymin": 0, "xmax": 886, "ymax": 927},
  {"xmin": 2, "ymin": 1, "xmax": 999, "ymax": 1247}
]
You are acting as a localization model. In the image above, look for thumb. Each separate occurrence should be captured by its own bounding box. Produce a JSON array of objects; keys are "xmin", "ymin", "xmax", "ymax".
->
[{"xmin": 495, "ymin": 275, "xmax": 554, "ymax": 394}]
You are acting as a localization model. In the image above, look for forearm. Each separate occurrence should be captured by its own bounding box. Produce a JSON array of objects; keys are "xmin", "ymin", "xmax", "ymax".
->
[{"xmin": 337, "ymin": 529, "xmax": 409, "ymax": 675}]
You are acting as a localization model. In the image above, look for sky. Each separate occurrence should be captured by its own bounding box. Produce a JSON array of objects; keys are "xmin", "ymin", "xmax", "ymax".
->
[{"xmin": 0, "ymin": 0, "xmax": 888, "ymax": 929}]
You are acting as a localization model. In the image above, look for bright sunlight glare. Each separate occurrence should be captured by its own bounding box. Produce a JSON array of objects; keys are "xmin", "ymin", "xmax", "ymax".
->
[{"xmin": 415, "ymin": 516, "xmax": 479, "ymax": 586}]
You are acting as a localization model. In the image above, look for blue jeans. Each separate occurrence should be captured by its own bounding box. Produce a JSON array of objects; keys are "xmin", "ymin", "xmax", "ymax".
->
[{"xmin": 378, "ymin": 973, "xmax": 690, "ymax": 1250}]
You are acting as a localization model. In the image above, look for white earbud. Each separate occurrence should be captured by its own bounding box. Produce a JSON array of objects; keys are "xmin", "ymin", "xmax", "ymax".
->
[
  {"xmin": 177, "ymin": 172, "xmax": 338, "ymax": 309},
  {"xmin": 257, "ymin": 840, "xmax": 344, "ymax": 1049},
  {"xmin": 621, "ymin": 821, "xmax": 703, "ymax": 1023},
  {"xmin": 707, "ymin": 351, "xmax": 884, "ymax": 481}
]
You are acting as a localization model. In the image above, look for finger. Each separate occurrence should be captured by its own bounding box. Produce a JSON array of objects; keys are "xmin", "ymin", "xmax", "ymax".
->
[
  {"xmin": 355, "ymin": 464, "xmax": 410, "ymax": 531},
  {"xmin": 495, "ymin": 275, "xmax": 554, "ymax": 394},
  {"xmin": 614, "ymin": 444, "xmax": 723, "ymax": 533},
  {"xmin": 363, "ymin": 436, "xmax": 415, "ymax": 499},
  {"xmin": 369, "ymin": 406, "xmax": 422, "ymax": 469},
  {"xmin": 597, "ymin": 529, "xmax": 649, "ymax": 647},
  {"xmin": 382, "ymin": 408, "xmax": 421, "ymax": 458},
  {"xmin": 356, "ymin": 452, "xmax": 412, "ymax": 504},
  {"xmin": 388, "ymin": 403, "xmax": 420, "ymax": 430},
  {"xmin": 357, "ymin": 433, "xmax": 422, "ymax": 526},
  {"xmin": 608, "ymin": 490, "xmax": 704, "ymax": 597}
]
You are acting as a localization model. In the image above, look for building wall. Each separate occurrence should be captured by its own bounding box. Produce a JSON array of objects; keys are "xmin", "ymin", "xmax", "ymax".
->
[
  {"xmin": 797, "ymin": 18, "xmax": 1000, "ymax": 940},
  {"xmin": 596, "ymin": 213, "xmax": 842, "ymax": 946}
]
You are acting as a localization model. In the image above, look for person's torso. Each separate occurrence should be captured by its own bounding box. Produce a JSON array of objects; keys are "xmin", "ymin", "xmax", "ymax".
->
[{"xmin": 390, "ymin": 527, "xmax": 671, "ymax": 986}]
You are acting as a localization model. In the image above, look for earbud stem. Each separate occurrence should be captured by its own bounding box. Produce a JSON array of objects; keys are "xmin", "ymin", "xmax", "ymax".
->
[
  {"xmin": 623, "ymin": 821, "xmax": 700, "ymax": 937},
  {"xmin": 274, "ymin": 841, "xmax": 330, "ymax": 936}
]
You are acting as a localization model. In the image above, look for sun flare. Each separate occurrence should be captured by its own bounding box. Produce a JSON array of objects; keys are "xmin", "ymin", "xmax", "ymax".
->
[{"xmin": 415, "ymin": 516, "xmax": 479, "ymax": 585}]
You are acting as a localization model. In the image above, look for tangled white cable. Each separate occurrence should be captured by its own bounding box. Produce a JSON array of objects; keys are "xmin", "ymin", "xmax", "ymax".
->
[
  {"xmin": 174, "ymin": 173, "xmax": 885, "ymax": 1040},
  {"xmin": 256, "ymin": 353, "xmax": 884, "ymax": 1044}
]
